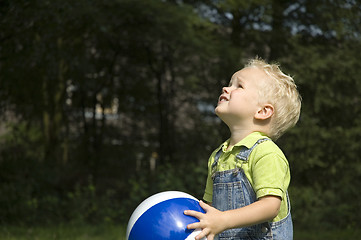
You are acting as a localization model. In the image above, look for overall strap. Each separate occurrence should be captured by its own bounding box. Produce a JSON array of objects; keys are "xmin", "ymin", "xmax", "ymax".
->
[
  {"xmin": 236, "ymin": 138, "xmax": 270, "ymax": 162},
  {"xmin": 211, "ymin": 137, "xmax": 270, "ymax": 175},
  {"xmin": 211, "ymin": 148, "xmax": 223, "ymax": 171}
]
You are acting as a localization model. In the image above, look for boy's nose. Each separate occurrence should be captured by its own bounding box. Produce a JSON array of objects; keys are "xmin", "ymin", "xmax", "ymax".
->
[{"xmin": 222, "ymin": 86, "xmax": 231, "ymax": 93}]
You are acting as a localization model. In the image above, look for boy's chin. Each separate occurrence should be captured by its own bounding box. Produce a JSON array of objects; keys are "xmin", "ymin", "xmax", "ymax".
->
[
  {"xmin": 214, "ymin": 108, "xmax": 228, "ymax": 121},
  {"xmin": 215, "ymin": 105, "xmax": 229, "ymax": 116},
  {"xmin": 214, "ymin": 107, "xmax": 222, "ymax": 116}
]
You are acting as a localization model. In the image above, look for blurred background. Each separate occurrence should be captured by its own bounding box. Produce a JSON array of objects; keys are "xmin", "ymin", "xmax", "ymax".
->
[{"xmin": 0, "ymin": 0, "xmax": 360, "ymax": 238}]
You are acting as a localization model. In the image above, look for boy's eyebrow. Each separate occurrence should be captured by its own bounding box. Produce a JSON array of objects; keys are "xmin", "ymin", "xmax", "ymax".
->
[
  {"xmin": 228, "ymin": 76, "xmax": 244, "ymax": 86},
  {"xmin": 236, "ymin": 76, "xmax": 245, "ymax": 84}
]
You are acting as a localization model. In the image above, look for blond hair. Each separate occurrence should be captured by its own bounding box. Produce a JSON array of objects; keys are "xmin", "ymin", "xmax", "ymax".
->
[{"xmin": 245, "ymin": 58, "xmax": 302, "ymax": 140}]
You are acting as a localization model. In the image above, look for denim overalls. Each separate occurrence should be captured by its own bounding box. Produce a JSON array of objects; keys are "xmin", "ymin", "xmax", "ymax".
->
[{"xmin": 211, "ymin": 138, "xmax": 293, "ymax": 240}]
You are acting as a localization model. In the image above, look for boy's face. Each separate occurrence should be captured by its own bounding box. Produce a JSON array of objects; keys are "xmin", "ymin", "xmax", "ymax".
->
[{"xmin": 215, "ymin": 67, "xmax": 268, "ymax": 125}]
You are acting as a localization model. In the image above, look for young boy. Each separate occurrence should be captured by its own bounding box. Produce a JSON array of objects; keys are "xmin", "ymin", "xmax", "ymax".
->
[{"xmin": 184, "ymin": 58, "xmax": 301, "ymax": 240}]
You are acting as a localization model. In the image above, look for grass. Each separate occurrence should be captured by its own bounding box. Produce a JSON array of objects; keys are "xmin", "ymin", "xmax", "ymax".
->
[
  {"xmin": 294, "ymin": 228, "xmax": 359, "ymax": 240},
  {"xmin": 0, "ymin": 224, "xmax": 126, "ymax": 240},
  {"xmin": 0, "ymin": 224, "xmax": 359, "ymax": 240}
]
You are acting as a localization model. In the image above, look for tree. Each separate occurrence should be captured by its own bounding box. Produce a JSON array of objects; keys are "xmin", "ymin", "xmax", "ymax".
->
[{"xmin": 1, "ymin": 0, "xmax": 360, "ymax": 229}]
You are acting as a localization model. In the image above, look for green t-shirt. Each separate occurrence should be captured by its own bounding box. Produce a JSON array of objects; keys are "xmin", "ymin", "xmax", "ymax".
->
[{"xmin": 203, "ymin": 132, "xmax": 290, "ymax": 222}]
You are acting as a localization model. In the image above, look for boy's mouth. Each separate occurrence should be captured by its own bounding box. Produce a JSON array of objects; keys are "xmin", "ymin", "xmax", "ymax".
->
[{"xmin": 219, "ymin": 95, "xmax": 229, "ymax": 102}]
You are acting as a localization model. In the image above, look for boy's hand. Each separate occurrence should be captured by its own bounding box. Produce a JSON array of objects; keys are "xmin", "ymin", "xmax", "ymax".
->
[
  {"xmin": 184, "ymin": 200, "xmax": 226, "ymax": 240},
  {"xmin": 184, "ymin": 196, "xmax": 282, "ymax": 240}
]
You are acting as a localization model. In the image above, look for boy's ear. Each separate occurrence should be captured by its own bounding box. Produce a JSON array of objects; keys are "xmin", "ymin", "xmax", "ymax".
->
[{"xmin": 255, "ymin": 104, "xmax": 274, "ymax": 120}]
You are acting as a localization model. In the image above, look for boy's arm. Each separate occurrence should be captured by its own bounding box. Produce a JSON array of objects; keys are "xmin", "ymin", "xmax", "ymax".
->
[{"xmin": 184, "ymin": 195, "xmax": 281, "ymax": 240}]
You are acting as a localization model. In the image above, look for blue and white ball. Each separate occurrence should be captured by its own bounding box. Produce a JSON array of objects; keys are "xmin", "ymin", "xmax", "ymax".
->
[{"xmin": 126, "ymin": 191, "xmax": 207, "ymax": 240}]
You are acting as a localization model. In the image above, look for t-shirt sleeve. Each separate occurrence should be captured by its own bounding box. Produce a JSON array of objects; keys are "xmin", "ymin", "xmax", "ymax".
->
[
  {"xmin": 203, "ymin": 174, "xmax": 213, "ymax": 203},
  {"xmin": 251, "ymin": 151, "xmax": 290, "ymax": 200},
  {"xmin": 203, "ymin": 151, "xmax": 217, "ymax": 203}
]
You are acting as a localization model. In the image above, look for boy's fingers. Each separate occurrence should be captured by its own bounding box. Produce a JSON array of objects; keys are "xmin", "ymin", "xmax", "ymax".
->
[
  {"xmin": 195, "ymin": 228, "xmax": 210, "ymax": 240},
  {"xmin": 184, "ymin": 210, "xmax": 203, "ymax": 219},
  {"xmin": 186, "ymin": 222, "xmax": 201, "ymax": 230},
  {"xmin": 199, "ymin": 200, "xmax": 210, "ymax": 210},
  {"xmin": 206, "ymin": 234, "xmax": 214, "ymax": 240}
]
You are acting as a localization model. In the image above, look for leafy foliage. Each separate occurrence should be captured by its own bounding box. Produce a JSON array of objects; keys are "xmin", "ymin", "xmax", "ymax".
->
[{"xmin": 0, "ymin": 0, "xmax": 360, "ymax": 231}]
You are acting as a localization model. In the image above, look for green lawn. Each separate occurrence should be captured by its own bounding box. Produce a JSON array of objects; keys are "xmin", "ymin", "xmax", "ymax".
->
[
  {"xmin": 294, "ymin": 228, "xmax": 359, "ymax": 240},
  {"xmin": 0, "ymin": 224, "xmax": 126, "ymax": 240},
  {"xmin": 0, "ymin": 225, "xmax": 358, "ymax": 240}
]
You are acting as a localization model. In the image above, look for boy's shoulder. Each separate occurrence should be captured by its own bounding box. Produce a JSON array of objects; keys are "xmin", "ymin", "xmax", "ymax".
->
[
  {"xmin": 235, "ymin": 132, "xmax": 286, "ymax": 160},
  {"xmin": 239, "ymin": 132, "xmax": 273, "ymax": 148},
  {"xmin": 251, "ymin": 138, "xmax": 287, "ymax": 163},
  {"xmin": 210, "ymin": 132, "xmax": 284, "ymax": 158}
]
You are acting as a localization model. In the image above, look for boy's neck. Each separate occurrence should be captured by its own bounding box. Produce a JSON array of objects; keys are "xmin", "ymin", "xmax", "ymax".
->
[
  {"xmin": 227, "ymin": 128, "xmax": 254, "ymax": 149},
  {"xmin": 225, "ymin": 118, "xmax": 271, "ymax": 149}
]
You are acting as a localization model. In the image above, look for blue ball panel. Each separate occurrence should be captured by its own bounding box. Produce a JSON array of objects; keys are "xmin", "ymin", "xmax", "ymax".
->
[{"xmin": 128, "ymin": 198, "xmax": 205, "ymax": 240}]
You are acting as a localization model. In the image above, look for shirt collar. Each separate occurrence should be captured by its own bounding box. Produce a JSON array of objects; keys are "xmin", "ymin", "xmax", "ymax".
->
[{"xmin": 221, "ymin": 132, "xmax": 269, "ymax": 152}]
